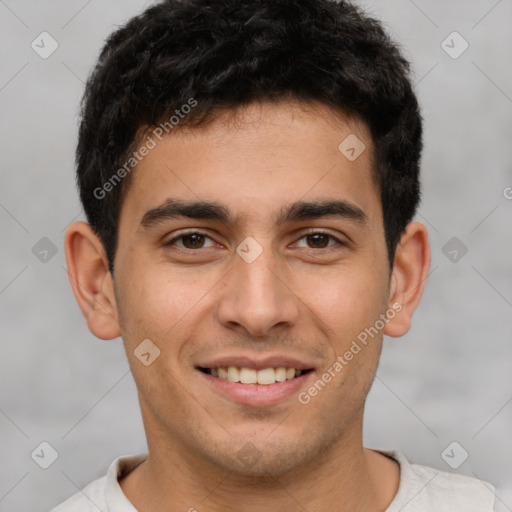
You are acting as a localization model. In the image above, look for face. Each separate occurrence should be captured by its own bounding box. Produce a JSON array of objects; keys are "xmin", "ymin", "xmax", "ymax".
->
[{"xmin": 112, "ymin": 101, "xmax": 394, "ymax": 476}]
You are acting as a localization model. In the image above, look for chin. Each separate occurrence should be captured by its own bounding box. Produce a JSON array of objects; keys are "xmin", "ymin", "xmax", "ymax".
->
[{"xmin": 201, "ymin": 436, "xmax": 323, "ymax": 478}]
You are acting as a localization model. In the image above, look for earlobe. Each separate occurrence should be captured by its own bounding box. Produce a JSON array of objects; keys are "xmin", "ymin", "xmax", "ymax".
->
[
  {"xmin": 64, "ymin": 221, "xmax": 121, "ymax": 340},
  {"xmin": 384, "ymin": 222, "xmax": 431, "ymax": 338}
]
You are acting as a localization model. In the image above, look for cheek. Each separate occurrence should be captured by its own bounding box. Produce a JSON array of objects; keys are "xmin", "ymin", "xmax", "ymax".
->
[
  {"xmin": 116, "ymin": 260, "xmax": 203, "ymax": 342},
  {"xmin": 115, "ymin": 268, "xmax": 199, "ymax": 411},
  {"xmin": 299, "ymin": 267, "xmax": 388, "ymax": 342}
]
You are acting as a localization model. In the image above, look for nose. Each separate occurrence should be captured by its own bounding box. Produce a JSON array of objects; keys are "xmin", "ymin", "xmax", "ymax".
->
[{"xmin": 216, "ymin": 244, "xmax": 300, "ymax": 337}]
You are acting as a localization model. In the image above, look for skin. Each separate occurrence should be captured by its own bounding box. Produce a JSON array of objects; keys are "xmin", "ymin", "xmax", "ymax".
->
[{"xmin": 65, "ymin": 100, "xmax": 430, "ymax": 512}]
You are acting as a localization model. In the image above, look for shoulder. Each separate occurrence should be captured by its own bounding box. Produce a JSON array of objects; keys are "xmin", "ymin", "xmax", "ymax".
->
[
  {"xmin": 49, "ymin": 453, "xmax": 147, "ymax": 512},
  {"xmin": 408, "ymin": 460, "xmax": 495, "ymax": 509},
  {"xmin": 375, "ymin": 449, "xmax": 497, "ymax": 512}
]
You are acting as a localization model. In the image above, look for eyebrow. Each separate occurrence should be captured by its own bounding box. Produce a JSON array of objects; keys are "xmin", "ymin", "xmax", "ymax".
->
[{"xmin": 139, "ymin": 198, "xmax": 368, "ymax": 230}]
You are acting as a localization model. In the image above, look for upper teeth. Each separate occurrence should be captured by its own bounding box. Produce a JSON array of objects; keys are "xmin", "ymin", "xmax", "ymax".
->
[{"xmin": 210, "ymin": 367, "xmax": 304, "ymax": 385}]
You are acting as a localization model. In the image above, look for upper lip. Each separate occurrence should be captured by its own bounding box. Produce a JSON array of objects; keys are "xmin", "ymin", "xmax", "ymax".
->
[{"xmin": 196, "ymin": 355, "xmax": 315, "ymax": 371}]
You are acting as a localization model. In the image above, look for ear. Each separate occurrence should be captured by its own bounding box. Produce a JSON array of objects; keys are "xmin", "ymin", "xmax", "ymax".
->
[
  {"xmin": 64, "ymin": 221, "xmax": 121, "ymax": 340},
  {"xmin": 384, "ymin": 221, "xmax": 431, "ymax": 338}
]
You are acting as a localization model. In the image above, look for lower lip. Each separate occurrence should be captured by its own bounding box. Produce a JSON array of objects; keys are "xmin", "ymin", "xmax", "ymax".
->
[{"xmin": 197, "ymin": 370, "xmax": 314, "ymax": 406}]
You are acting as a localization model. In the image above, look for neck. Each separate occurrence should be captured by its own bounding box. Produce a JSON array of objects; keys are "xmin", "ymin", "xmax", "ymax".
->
[{"xmin": 120, "ymin": 408, "xmax": 399, "ymax": 512}]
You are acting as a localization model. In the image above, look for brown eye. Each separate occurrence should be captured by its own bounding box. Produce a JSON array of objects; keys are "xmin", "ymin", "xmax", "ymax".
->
[
  {"xmin": 306, "ymin": 233, "xmax": 331, "ymax": 248},
  {"xmin": 181, "ymin": 233, "xmax": 206, "ymax": 249},
  {"xmin": 294, "ymin": 231, "xmax": 342, "ymax": 249},
  {"xmin": 165, "ymin": 231, "xmax": 216, "ymax": 250}
]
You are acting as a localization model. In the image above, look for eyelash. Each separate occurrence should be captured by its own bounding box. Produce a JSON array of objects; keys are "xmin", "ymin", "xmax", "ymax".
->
[{"xmin": 164, "ymin": 230, "xmax": 346, "ymax": 251}]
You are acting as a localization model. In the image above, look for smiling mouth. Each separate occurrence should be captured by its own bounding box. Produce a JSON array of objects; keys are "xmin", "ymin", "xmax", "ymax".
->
[{"xmin": 198, "ymin": 366, "xmax": 313, "ymax": 385}]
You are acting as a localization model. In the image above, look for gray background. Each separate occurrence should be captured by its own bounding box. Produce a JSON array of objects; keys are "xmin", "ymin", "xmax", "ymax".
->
[{"xmin": 0, "ymin": 0, "xmax": 511, "ymax": 510}]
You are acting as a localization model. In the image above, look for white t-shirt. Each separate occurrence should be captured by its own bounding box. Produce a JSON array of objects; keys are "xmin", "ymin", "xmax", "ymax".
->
[{"xmin": 50, "ymin": 449, "xmax": 501, "ymax": 511}]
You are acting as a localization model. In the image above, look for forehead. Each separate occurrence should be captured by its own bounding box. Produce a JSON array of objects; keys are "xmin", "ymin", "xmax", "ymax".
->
[{"xmin": 119, "ymin": 100, "xmax": 381, "ymax": 230}]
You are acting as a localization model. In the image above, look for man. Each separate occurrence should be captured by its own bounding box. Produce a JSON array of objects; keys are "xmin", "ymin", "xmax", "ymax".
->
[{"xmin": 54, "ymin": 0, "xmax": 499, "ymax": 510}]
